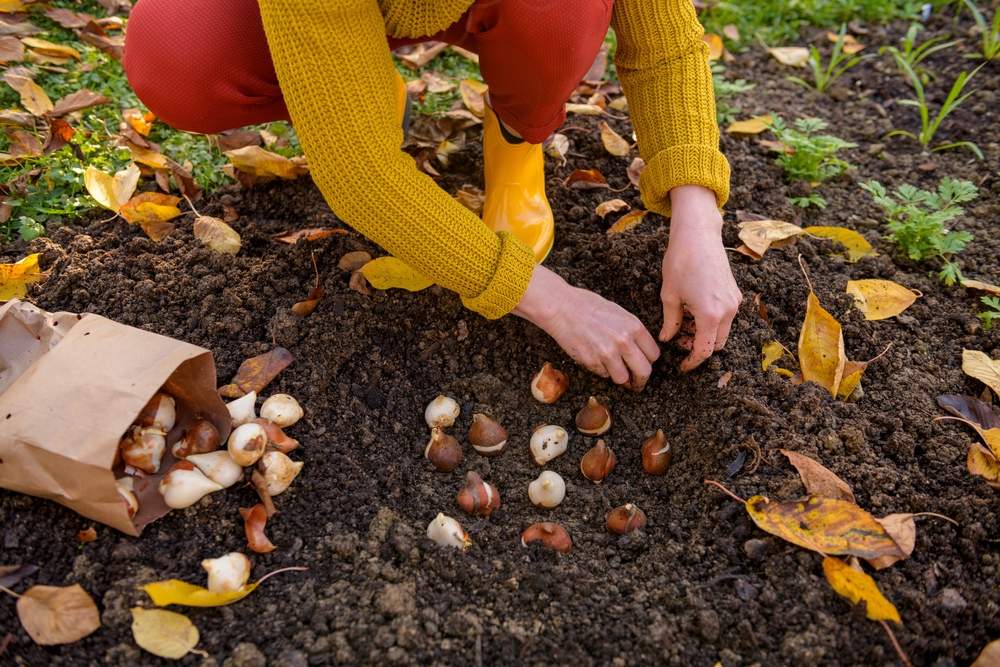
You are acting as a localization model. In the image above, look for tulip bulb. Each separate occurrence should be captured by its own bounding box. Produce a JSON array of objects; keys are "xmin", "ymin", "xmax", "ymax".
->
[
  {"xmin": 186, "ymin": 450, "xmax": 244, "ymax": 488},
  {"xmin": 115, "ymin": 477, "xmax": 139, "ymax": 520},
  {"xmin": 137, "ymin": 392, "xmax": 176, "ymax": 431},
  {"xmin": 575, "ymin": 397, "xmax": 611, "ymax": 436},
  {"xmin": 521, "ymin": 522, "xmax": 572, "ymax": 553},
  {"xmin": 258, "ymin": 451, "xmax": 304, "ymax": 496},
  {"xmin": 227, "ymin": 422, "xmax": 268, "ymax": 467},
  {"xmin": 424, "ymin": 427, "xmax": 462, "ymax": 472},
  {"xmin": 120, "ymin": 426, "xmax": 167, "ymax": 474},
  {"xmin": 425, "ymin": 395, "xmax": 460, "ymax": 428},
  {"xmin": 456, "ymin": 471, "xmax": 500, "ymax": 516},
  {"xmin": 528, "ymin": 470, "xmax": 566, "ymax": 508},
  {"xmin": 468, "ymin": 414, "xmax": 508, "ymax": 456},
  {"xmin": 253, "ymin": 418, "xmax": 299, "ymax": 454},
  {"xmin": 580, "ymin": 439, "xmax": 616, "ymax": 484},
  {"xmin": 641, "ymin": 430, "xmax": 672, "ymax": 476},
  {"xmin": 158, "ymin": 461, "xmax": 224, "ymax": 509},
  {"xmin": 530, "ymin": 363, "xmax": 569, "ymax": 403},
  {"xmin": 426, "ymin": 512, "xmax": 471, "ymax": 550},
  {"xmin": 226, "ymin": 391, "xmax": 257, "ymax": 428},
  {"xmin": 201, "ymin": 552, "xmax": 251, "ymax": 594},
  {"xmin": 606, "ymin": 503, "xmax": 647, "ymax": 535},
  {"xmin": 529, "ymin": 425, "xmax": 568, "ymax": 466},
  {"xmin": 172, "ymin": 419, "xmax": 221, "ymax": 459},
  {"xmin": 260, "ymin": 393, "xmax": 303, "ymax": 428}
]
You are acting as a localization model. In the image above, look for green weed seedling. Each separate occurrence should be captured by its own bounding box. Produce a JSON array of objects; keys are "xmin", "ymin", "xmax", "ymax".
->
[
  {"xmin": 787, "ymin": 24, "xmax": 871, "ymax": 93},
  {"xmin": 860, "ymin": 177, "xmax": 978, "ymax": 285},
  {"xmin": 885, "ymin": 52, "xmax": 983, "ymax": 157},
  {"xmin": 880, "ymin": 23, "xmax": 962, "ymax": 81},
  {"xmin": 788, "ymin": 194, "xmax": 829, "ymax": 209},
  {"xmin": 712, "ymin": 63, "xmax": 755, "ymax": 125},
  {"xmin": 978, "ymin": 296, "xmax": 1000, "ymax": 329},
  {"xmin": 764, "ymin": 116, "xmax": 857, "ymax": 182},
  {"xmin": 963, "ymin": 0, "xmax": 1000, "ymax": 59}
]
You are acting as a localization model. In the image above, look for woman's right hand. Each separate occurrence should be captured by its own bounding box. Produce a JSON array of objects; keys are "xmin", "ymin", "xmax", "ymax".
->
[{"xmin": 511, "ymin": 265, "xmax": 661, "ymax": 391}]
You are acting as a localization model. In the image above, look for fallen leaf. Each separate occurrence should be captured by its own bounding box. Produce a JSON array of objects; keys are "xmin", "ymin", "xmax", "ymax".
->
[
  {"xmin": 543, "ymin": 133, "xmax": 568, "ymax": 163},
  {"xmin": 717, "ymin": 371, "xmax": 732, "ymax": 388},
  {"xmin": 421, "ymin": 71, "xmax": 454, "ymax": 93},
  {"xmin": 453, "ymin": 184, "xmax": 485, "ymax": 216},
  {"xmin": 398, "ymin": 41, "xmax": 448, "ymax": 69},
  {"xmin": 962, "ymin": 279, "xmax": 1000, "ymax": 297},
  {"xmin": 963, "ymin": 350, "xmax": 1000, "ymax": 396},
  {"xmin": 868, "ymin": 513, "xmax": 916, "ymax": 569},
  {"xmin": 292, "ymin": 252, "xmax": 322, "ymax": 316},
  {"xmin": 846, "ymin": 280, "xmax": 918, "ymax": 320},
  {"xmin": 122, "ymin": 108, "xmax": 154, "ymax": 136},
  {"xmin": 768, "ymin": 46, "xmax": 811, "ymax": 67},
  {"xmin": 0, "ymin": 564, "xmax": 38, "ymax": 588},
  {"xmin": 973, "ymin": 639, "xmax": 1000, "ymax": 667},
  {"xmin": 16, "ymin": 584, "xmax": 100, "ymax": 645},
  {"xmin": 49, "ymin": 88, "xmax": 108, "ymax": 117},
  {"xmin": 937, "ymin": 394, "xmax": 1000, "ymax": 431},
  {"xmin": 19, "ymin": 38, "xmax": 79, "ymax": 60},
  {"xmin": 564, "ymin": 169, "xmax": 609, "ymax": 190},
  {"xmin": 738, "ymin": 219, "xmax": 803, "ymax": 256},
  {"xmin": 45, "ymin": 7, "xmax": 94, "ymax": 28},
  {"xmin": 43, "ymin": 118, "xmax": 74, "ymax": 155},
  {"xmin": 759, "ymin": 138, "xmax": 793, "ymax": 154},
  {"xmin": 337, "ymin": 251, "xmax": 371, "ymax": 272},
  {"xmin": 727, "ymin": 115, "xmax": 772, "ymax": 135},
  {"xmin": 781, "ymin": 450, "xmax": 855, "ymax": 503},
  {"xmin": 130, "ymin": 607, "xmax": 206, "ymax": 659},
  {"xmin": 803, "ymin": 226, "xmax": 877, "ymax": 262},
  {"xmin": 746, "ymin": 495, "xmax": 905, "ymax": 559},
  {"xmin": 240, "ymin": 504, "xmax": 276, "ymax": 553},
  {"xmin": 19, "ymin": 80, "xmax": 52, "ymax": 116},
  {"xmin": 822, "ymin": 557, "xmax": 900, "ymax": 622},
  {"xmin": 349, "ymin": 270, "xmax": 372, "ymax": 296},
  {"xmin": 120, "ymin": 192, "xmax": 182, "ymax": 225},
  {"xmin": 761, "ymin": 341, "xmax": 789, "ymax": 371},
  {"xmin": 224, "ymin": 146, "xmax": 308, "ymax": 181},
  {"xmin": 626, "ymin": 157, "xmax": 644, "ymax": 188},
  {"xmin": 608, "ymin": 96, "xmax": 628, "ymax": 112},
  {"xmin": 565, "ymin": 103, "xmax": 605, "ymax": 116},
  {"xmin": 0, "ymin": 253, "xmax": 40, "ymax": 301},
  {"xmin": 219, "ymin": 348, "xmax": 293, "ymax": 398},
  {"xmin": 0, "ymin": 35, "xmax": 23, "ymax": 62},
  {"xmin": 0, "ymin": 21, "xmax": 42, "ymax": 36},
  {"xmin": 827, "ymin": 31, "xmax": 866, "ymax": 54},
  {"xmin": 127, "ymin": 141, "xmax": 168, "ymax": 170},
  {"xmin": 359, "ymin": 256, "xmax": 433, "ymax": 291},
  {"xmin": 753, "ymin": 293, "xmax": 771, "ymax": 325},
  {"xmin": 163, "ymin": 157, "xmax": 202, "ymax": 200},
  {"xmin": 799, "ymin": 287, "xmax": 846, "ymax": 398},
  {"xmin": 24, "ymin": 50, "xmax": 70, "ymax": 66},
  {"xmin": 967, "ymin": 441, "xmax": 1000, "ymax": 486},
  {"xmin": 595, "ymin": 199, "xmax": 629, "ymax": 218},
  {"xmin": 598, "ymin": 121, "xmax": 630, "ymax": 156},
  {"xmin": 273, "ymin": 228, "xmax": 344, "ymax": 244},
  {"xmin": 6, "ymin": 128, "xmax": 38, "ymax": 157},
  {"xmin": 606, "ymin": 209, "xmax": 647, "ymax": 236},
  {"xmin": 74, "ymin": 527, "xmax": 97, "ymax": 543},
  {"xmin": 450, "ymin": 45, "xmax": 479, "ymax": 64},
  {"xmin": 193, "ymin": 216, "xmax": 241, "ymax": 256},
  {"xmin": 701, "ymin": 33, "xmax": 724, "ymax": 60},
  {"xmin": 459, "ymin": 79, "xmax": 488, "ymax": 117},
  {"xmin": 0, "ymin": 109, "xmax": 35, "ymax": 127},
  {"xmin": 82, "ymin": 163, "xmax": 139, "ymax": 214},
  {"xmin": 723, "ymin": 23, "xmax": 740, "ymax": 41}
]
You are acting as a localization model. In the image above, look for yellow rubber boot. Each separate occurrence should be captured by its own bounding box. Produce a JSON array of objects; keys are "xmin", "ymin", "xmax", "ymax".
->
[{"xmin": 482, "ymin": 103, "xmax": 554, "ymax": 263}]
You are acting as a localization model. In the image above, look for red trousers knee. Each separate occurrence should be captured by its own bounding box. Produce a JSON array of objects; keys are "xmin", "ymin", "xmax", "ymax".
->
[{"xmin": 123, "ymin": 0, "xmax": 613, "ymax": 144}]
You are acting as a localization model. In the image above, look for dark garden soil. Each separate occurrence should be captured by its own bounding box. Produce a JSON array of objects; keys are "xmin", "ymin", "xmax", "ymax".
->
[{"xmin": 3, "ymin": 12, "xmax": 1000, "ymax": 667}]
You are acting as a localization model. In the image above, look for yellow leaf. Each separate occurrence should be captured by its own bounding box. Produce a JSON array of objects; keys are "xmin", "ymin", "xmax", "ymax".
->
[
  {"xmin": 595, "ymin": 199, "xmax": 629, "ymax": 219},
  {"xmin": 803, "ymin": 226, "xmax": 877, "ymax": 262},
  {"xmin": 746, "ymin": 495, "xmax": 905, "ymax": 560},
  {"xmin": 359, "ymin": 256, "xmax": 433, "ymax": 291},
  {"xmin": 459, "ymin": 79, "xmax": 488, "ymax": 117},
  {"xmin": 606, "ymin": 209, "xmax": 647, "ymax": 236},
  {"xmin": 544, "ymin": 133, "xmax": 569, "ymax": 161},
  {"xmin": 84, "ymin": 164, "xmax": 140, "ymax": 212},
  {"xmin": 738, "ymin": 219, "xmax": 803, "ymax": 256},
  {"xmin": 193, "ymin": 216, "xmax": 241, "ymax": 256},
  {"xmin": 19, "ymin": 80, "xmax": 51, "ymax": 116},
  {"xmin": 0, "ymin": 0, "xmax": 37, "ymax": 12},
  {"xmin": 962, "ymin": 349, "xmax": 1000, "ymax": 397},
  {"xmin": 836, "ymin": 360, "xmax": 867, "ymax": 399},
  {"xmin": 798, "ymin": 290, "xmax": 845, "ymax": 398},
  {"xmin": 565, "ymin": 103, "xmax": 604, "ymax": 116},
  {"xmin": 598, "ymin": 121, "xmax": 630, "ymax": 156},
  {"xmin": 701, "ymin": 33, "xmax": 724, "ymax": 60},
  {"xmin": 768, "ymin": 46, "xmax": 811, "ymax": 67},
  {"xmin": 822, "ymin": 557, "xmax": 900, "ymax": 622},
  {"xmin": 0, "ymin": 253, "xmax": 40, "ymax": 301},
  {"xmin": 130, "ymin": 607, "xmax": 205, "ymax": 659},
  {"xmin": 127, "ymin": 142, "xmax": 168, "ymax": 169},
  {"xmin": 120, "ymin": 192, "xmax": 182, "ymax": 225},
  {"xmin": 774, "ymin": 368, "xmax": 795, "ymax": 377},
  {"xmin": 224, "ymin": 146, "xmax": 308, "ymax": 180},
  {"xmin": 141, "ymin": 579, "xmax": 259, "ymax": 607},
  {"xmin": 968, "ymin": 441, "xmax": 1000, "ymax": 483},
  {"xmin": 962, "ymin": 279, "xmax": 1000, "ymax": 297},
  {"xmin": 20, "ymin": 37, "xmax": 79, "ymax": 60},
  {"xmin": 973, "ymin": 638, "xmax": 1000, "ymax": 667},
  {"xmin": 826, "ymin": 32, "xmax": 866, "ymax": 54},
  {"xmin": 16, "ymin": 584, "xmax": 100, "ymax": 645},
  {"xmin": 726, "ymin": 115, "xmax": 772, "ymax": 135},
  {"xmin": 846, "ymin": 280, "xmax": 918, "ymax": 320},
  {"xmin": 761, "ymin": 341, "xmax": 787, "ymax": 371}
]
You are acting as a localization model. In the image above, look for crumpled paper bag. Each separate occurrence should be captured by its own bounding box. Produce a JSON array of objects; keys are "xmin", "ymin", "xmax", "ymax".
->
[{"xmin": 0, "ymin": 299, "xmax": 231, "ymax": 535}]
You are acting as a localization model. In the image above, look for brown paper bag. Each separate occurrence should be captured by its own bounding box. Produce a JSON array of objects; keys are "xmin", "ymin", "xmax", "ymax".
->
[{"xmin": 0, "ymin": 299, "xmax": 231, "ymax": 536}]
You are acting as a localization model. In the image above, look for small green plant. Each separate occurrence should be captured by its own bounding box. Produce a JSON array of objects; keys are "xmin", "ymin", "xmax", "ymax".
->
[
  {"xmin": 763, "ymin": 116, "xmax": 857, "ymax": 182},
  {"xmin": 880, "ymin": 23, "xmax": 962, "ymax": 80},
  {"xmin": 978, "ymin": 296, "xmax": 1000, "ymax": 329},
  {"xmin": 963, "ymin": 0, "xmax": 1000, "ymax": 59},
  {"xmin": 712, "ymin": 63, "xmax": 755, "ymax": 125},
  {"xmin": 860, "ymin": 177, "xmax": 979, "ymax": 285},
  {"xmin": 885, "ymin": 52, "xmax": 983, "ymax": 157},
  {"xmin": 787, "ymin": 24, "xmax": 870, "ymax": 93},
  {"xmin": 788, "ymin": 194, "xmax": 829, "ymax": 209}
]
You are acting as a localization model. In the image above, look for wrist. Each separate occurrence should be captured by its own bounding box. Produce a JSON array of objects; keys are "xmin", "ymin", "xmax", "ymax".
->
[
  {"xmin": 669, "ymin": 184, "xmax": 723, "ymax": 233},
  {"xmin": 511, "ymin": 264, "xmax": 565, "ymax": 327}
]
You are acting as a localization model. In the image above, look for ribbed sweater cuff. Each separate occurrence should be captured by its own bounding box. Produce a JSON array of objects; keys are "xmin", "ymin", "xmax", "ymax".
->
[
  {"xmin": 639, "ymin": 145, "xmax": 731, "ymax": 218},
  {"xmin": 461, "ymin": 231, "xmax": 535, "ymax": 319}
]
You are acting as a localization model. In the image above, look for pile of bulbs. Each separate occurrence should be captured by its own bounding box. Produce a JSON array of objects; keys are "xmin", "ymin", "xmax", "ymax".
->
[
  {"xmin": 424, "ymin": 362, "xmax": 673, "ymax": 553},
  {"xmin": 114, "ymin": 390, "xmax": 306, "ymax": 519}
]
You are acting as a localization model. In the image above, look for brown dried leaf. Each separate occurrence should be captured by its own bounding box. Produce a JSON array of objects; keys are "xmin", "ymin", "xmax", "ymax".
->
[
  {"xmin": 220, "ymin": 348, "xmax": 294, "ymax": 398},
  {"xmin": 42, "ymin": 118, "xmax": 74, "ymax": 155},
  {"xmin": 74, "ymin": 527, "xmax": 97, "ymax": 543},
  {"xmin": 867, "ymin": 513, "xmax": 915, "ymax": 570},
  {"xmin": 273, "ymin": 228, "xmax": 345, "ymax": 244},
  {"xmin": 962, "ymin": 279, "xmax": 1000, "ymax": 297},
  {"xmin": 349, "ymin": 270, "xmax": 372, "ymax": 296},
  {"xmin": 717, "ymin": 371, "xmax": 732, "ymax": 388},
  {"xmin": 598, "ymin": 121, "xmax": 630, "ymax": 156},
  {"xmin": 737, "ymin": 219, "xmax": 803, "ymax": 257},
  {"xmin": 454, "ymin": 184, "xmax": 485, "ymax": 215},
  {"xmin": 723, "ymin": 23, "xmax": 740, "ymax": 41},
  {"xmin": 0, "ymin": 35, "xmax": 23, "ymax": 62},
  {"xmin": 459, "ymin": 79, "xmax": 487, "ymax": 117},
  {"xmin": 606, "ymin": 209, "xmax": 648, "ymax": 236},
  {"xmin": 780, "ymin": 449, "xmax": 856, "ymax": 503},
  {"xmin": 626, "ymin": 157, "xmax": 645, "ymax": 188},
  {"xmin": 240, "ymin": 504, "xmax": 276, "ymax": 553},
  {"xmin": 0, "ymin": 565, "xmax": 37, "ymax": 588},
  {"xmin": 937, "ymin": 394, "xmax": 1000, "ymax": 431},
  {"xmin": 798, "ymin": 288, "xmax": 845, "ymax": 398},
  {"xmin": 727, "ymin": 116, "xmax": 772, "ymax": 135},
  {"xmin": 338, "ymin": 251, "xmax": 372, "ymax": 272},
  {"xmin": 193, "ymin": 216, "xmax": 241, "ymax": 255},
  {"xmin": 16, "ymin": 584, "xmax": 100, "ymax": 645},
  {"xmin": 19, "ymin": 80, "xmax": 51, "ymax": 116},
  {"xmin": 963, "ymin": 350, "xmax": 1000, "ymax": 397},
  {"xmin": 44, "ymin": 7, "xmax": 94, "ymax": 28},
  {"xmin": 564, "ymin": 169, "xmax": 609, "ymax": 190},
  {"xmin": 595, "ymin": 199, "xmax": 629, "ymax": 219}
]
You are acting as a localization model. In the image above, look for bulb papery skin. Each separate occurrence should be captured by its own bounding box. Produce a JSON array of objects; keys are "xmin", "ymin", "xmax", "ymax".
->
[
  {"xmin": 260, "ymin": 394, "xmax": 304, "ymax": 428},
  {"xmin": 425, "ymin": 395, "xmax": 460, "ymax": 429},
  {"xmin": 529, "ymin": 425, "xmax": 569, "ymax": 466},
  {"xmin": 172, "ymin": 419, "xmax": 221, "ymax": 459},
  {"xmin": 120, "ymin": 426, "xmax": 167, "ymax": 474},
  {"xmin": 201, "ymin": 552, "xmax": 251, "ymax": 594},
  {"xmin": 530, "ymin": 363, "xmax": 569, "ymax": 404},
  {"xmin": 468, "ymin": 414, "xmax": 508, "ymax": 456},
  {"xmin": 137, "ymin": 392, "xmax": 176, "ymax": 431},
  {"xmin": 227, "ymin": 422, "xmax": 268, "ymax": 467},
  {"xmin": 253, "ymin": 418, "xmax": 300, "ymax": 453},
  {"xmin": 426, "ymin": 513, "xmax": 472, "ymax": 550},
  {"xmin": 259, "ymin": 451, "xmax": 304, "ymax": 496},
  {"xmin": 521, "ymin": 522, "xmax": 572, "ymax": 553},
  {"xmin": 115, "ymin": 477, "xmax": 139, "ymax": 520},
  {"xmin": 606, "ymin": 503, "xmax": 647, "ymax": 535},
  {"xmin": 227, "ymin": 391, "xmax": 257, "ymax": 428},
  {"xmin": 456, "ymin": 471, "xmax": 500, "ymax": 516},
  {"xmin": 575, "ymin": 396, "xmax": 611, "ymax": 436},
  {"xmin": 528, "ymin": 470, "xmax": 566, "ymax": 508},
  {"xmin": 186, "ymin": 450, "xmax": 245, "ymax": 488},
  {"xmin": 158, "ymin": 461, "xmax": 224, "ymax": 509}
]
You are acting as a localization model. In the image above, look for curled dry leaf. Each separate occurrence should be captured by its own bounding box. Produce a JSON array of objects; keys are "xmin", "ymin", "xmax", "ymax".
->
[
  {"xmin": 799, "ymin": 284, "xmax": 846, "ymax": 398},
  {"xmin": 962, "ymin": 350, "xmax": 1000, "ymax": 396},
  {"xmin": 454, "ymin": 184, "xmax": 485, "ymax": 215},
  {"xmin": 193, "ymin": 216, "xmax": 241, "ymax": 256},
  {"xmin": 761, "ymin": 341, "xmax": 789, "ymax": 371},
  {"xmin": 240, "ymin": 504, "xmax": 276, "ymax": 553},
  {"xmin": 83, "ymin": 162, "xmax": 139, "ymax": 213},
  {"xmin": 846, "ymin": 280, "xmax": 918, "ymax": 320},
  {"xmin": 598, "ymin": 121, "xmax": 630, "ymax": 156},
  {"xmin": 0, "ymin": 253, "xmax": 41, "ymax": 300},
  {"xmin": 836, "ymin": 345, "xmax": 891, "ymax": 399},
  {"xmin": 130, "ymin": 607, "xmax": 206, "ymax": 659},
  {"xmin": 543, "ymin": 134, "xmax": 569, "ymax": 163},
  {"xmin": 20, "ymin": 38, "xmax": 79, "ymax": 60},
  {"xmin": 723, "ymin": 23, "xmax": 740, "ymax": 41},
  {"xmin": 606, "ymin": 209, "xmax": 647, "ymax": 236},
  {"xmin": 937, "ymin": 394, "xmax": 1000, "ymax": 431},
  {"xmin": 218, "ymin": 348, "xmax": 293, "ymax": 399},
  {"xmin": 780, "ymin": 449, "xmax": 855, "ymax": 503},
  {"xmin": 349, "ymin": 270, "xmax": 372, "ymax": 296},
  {"xmin": 224, "ymin": 146, "xmax": 308, "ymax": 181},
  {"xmin": 962, "ymin": 279, "xmax": 1000, "ymax": 297},
  {"xmin": 142, "ymin": 579, "xmax": 258, "ymax": 607},
  {"xmin": 16, "ymin": 584, "xmax": 101, "ymax": 645},
  {"xmin": 868, "ymin": 513, "xmax": 916, "ymax": 570},
  {"xmin": 359, "ymin": 256, "xmax": 433, "ymax": 291},
  {"xmin": 717, "ymin": 371, "xmax": 732, "ymax": 388},
  {"xmin": 726, "ymin": 115, "xmax": 772, "ymax": 135},
  {"xmin": 822, "ymin": 557, "xmax": 900, "ymax": 622},
  {"xmin": 565, "ymin": 103, "xmax": 605, "ymax": 116},
  {"xmin": 49, "ymin": 88, "xmax": 109, "ymax": 117},
  {"xmin": 19, "ymin": 80, "xmax": 52, "ymax": 116},
  {"xmin": 564, "ymin": 169, "xmax": 610, "ymax": 190},
  {"xmin": 737, "ymin": 219, "xmax": 803, "ymax": 257},
  {"xmin": 292, "ymin": 252, "xmax": 323, "ymax": 316},
  {"xmin": 768, "ymin": 46, "xmax": 810, "ymax": 67},
  {"xmin": 826, "ymin": 31, "xmax": 866, "ymax": 54},
  {"xmin": 804, "ymin": 226, "xmax": 877, "ymax": 263},
  {"xmin": 273, "ymin": 228, "xmax": 344, "ymax": 244},
  {"xmin": 595, "ymin": 199, "xmax": 629, "ymax": 218},
  {"xmin": 337, "ymin": 251, "xmax": 372, "ymax": 272},
  {"xmin": 626, "ymin": 157, "xmax": 644, "ymax": 188},
  {"xmin": 120, "ymin": 192, "xmax": 181, "ymax": 225},
  {"xmin": 459, "ymin": 79, "xmax": 488, "ymax": 117}
]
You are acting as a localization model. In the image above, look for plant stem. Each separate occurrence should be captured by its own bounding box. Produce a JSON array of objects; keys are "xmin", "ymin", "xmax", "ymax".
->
[
  {"xmin": 879, "ymin": 619, "xmax": 913, "ymax": 667},
  {"xmin": 258, "ymin": 566, "xmax": 309, "ymax": 585},
  {"xmin": 0, "ymin": 585, "xmax": 21, "ymax": 598},
  {"xmin": 704, "ymin": 480, "xmax": 747, "ymax": 503}
]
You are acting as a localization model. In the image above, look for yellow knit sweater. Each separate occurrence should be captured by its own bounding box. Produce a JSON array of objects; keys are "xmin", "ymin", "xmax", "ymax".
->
[{"xmin": 257, "ymin": 0, "xmax": 730, "ymax": 319}]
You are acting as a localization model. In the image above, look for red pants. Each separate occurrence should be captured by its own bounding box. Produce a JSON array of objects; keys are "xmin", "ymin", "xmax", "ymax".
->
[{"xmin": 123, "ymin": 0, "xmax": 613, "ymax": 144}]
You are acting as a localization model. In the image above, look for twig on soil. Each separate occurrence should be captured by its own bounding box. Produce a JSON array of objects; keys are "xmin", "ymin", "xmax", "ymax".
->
[
  {"xmin": 559, "ymin": 126, "xmax": 593, "ymax": 133},
  {"xmin": 0, "ymin": 585, "xmax": 21, "ymax": 598},
  {"xmin": 257, "ymin": 566, "xmax": 309, "ymax": 584},
  {"xmin": 879, "ymin": 620, "xmax": 913, "ymax": 667},
  {"xmin": 251, "ymin": 470, "xmax": 277, "ymax": 517},
  {"xmin": 704, "ymin": 480, "xmax": 747, "ymax": 503}
]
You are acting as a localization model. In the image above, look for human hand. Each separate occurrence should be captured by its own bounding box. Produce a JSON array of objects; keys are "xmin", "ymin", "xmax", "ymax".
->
[
  {"xmin": 512, "ymin": 265, "xmax": 661, "ymax": 390},
  {"xmin": 660, "ymin": 185, "xmax": 742, "ymax": 372}
]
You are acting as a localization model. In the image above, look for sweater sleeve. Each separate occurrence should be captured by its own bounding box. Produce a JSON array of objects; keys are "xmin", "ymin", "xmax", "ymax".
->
[
  {"xmin": 256, "ymin": 0, "xmax": 535, "ymax": 319},
  {"xmin": 610, "ymin": 0, "xmax": 731, "ymax": 218}
]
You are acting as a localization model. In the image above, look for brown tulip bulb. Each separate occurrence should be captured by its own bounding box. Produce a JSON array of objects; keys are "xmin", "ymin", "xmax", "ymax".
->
[
  {"xmin": 641, "ymin": 430, "xmax": 672, "ymax": 475},
  {"xmin": 424, "ymin": 427, "xmax": 462, "ymax": 472},
  {"xmin": 580, "ymin": 439, "xmax": 616, "ymax": 483},
  {"xmin": 530, "ymin": 363, "xmax": 569, "ymax": 403},
  {"xmin": 456, "ymin": 471, "xmax": 501, "ymax": 516},
  {"xmin": 606, "ymin": 503, "xmax": 647, "ymax": 535},
  {"xmin": 575, "ymin": 397, "xmax": 611, "ymax": 436},
  {"xmin": 468, "ymin": 414, "xmax": 508, "ymax": 456},
  {"xmin": 521, "ymin": 522, "xmax": 572, "ymax": 553},
  {"xmin": 172, "ymin": 419, "xmax": 221, "ymax": 459}
]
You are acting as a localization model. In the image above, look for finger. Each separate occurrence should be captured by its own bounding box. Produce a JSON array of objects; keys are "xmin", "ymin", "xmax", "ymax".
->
[
  {"xmin": 622, "ymin": 344, "xmax": 653, "ymax": 391},
  {"xmin": 603, "ymin": 355, "xmax": 631, "ymax": 386},
  {"xmin": 714, "ymin": 312, "xmax": 735, "ymax": 351},
  {"xmin": 659, "ymin": 294, "xmax": 684, "ymax": 342},
  {"xmin": 675, "ymin": 334, "xmax": 694, "ymax": 351},
  {"xmin": 633, "ymin": 326, "xmax": 662, "ymax": 364},
  {"xmin": 680, "ymin": 314, "xmax": 719, "ymax": 372},
  {"xmin": 679, "ymin": 315, "xmax": 697, "ymax": 335}
]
